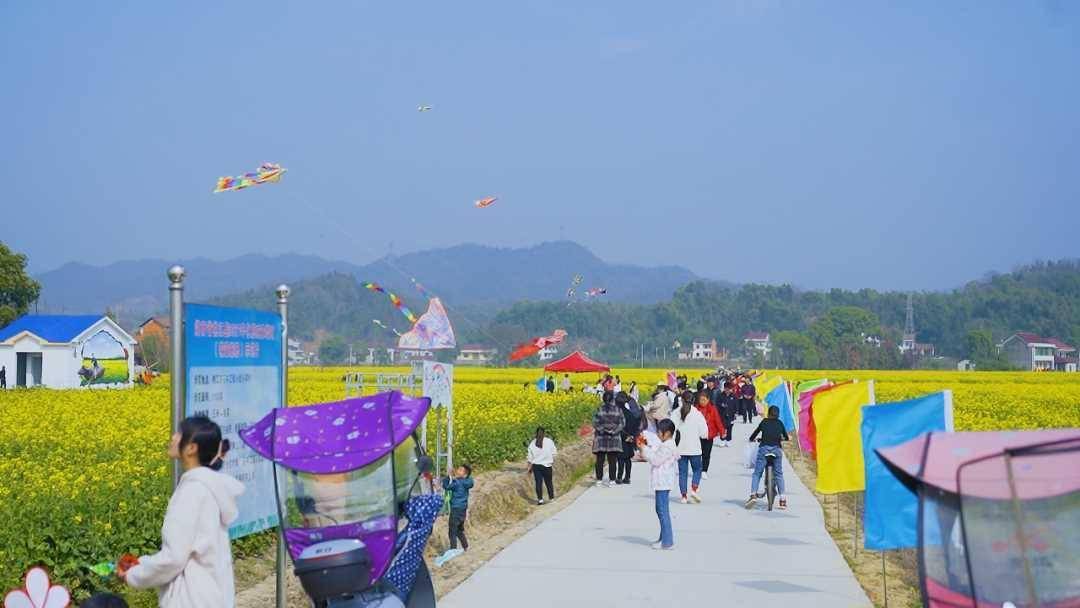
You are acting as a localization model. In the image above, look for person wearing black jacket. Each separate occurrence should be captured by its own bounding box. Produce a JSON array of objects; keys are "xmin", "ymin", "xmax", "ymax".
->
[
  {"xmin": 745, "ymin": 405, "xmax": 789, "ymax": 509},
  {"xmin": 740, "ymin": 380, "xmax": 757, "ymax": 423},
  {"xmin": 705, "ymin": 377, "xmax": 730, "ymax": 446},
  {"xmin": 717, "ymin": 380, "xmax": 737, "ymax": 445},
  {"xmin": 615, "ymin": 391, "xmax": 642, "ymax": 484}
]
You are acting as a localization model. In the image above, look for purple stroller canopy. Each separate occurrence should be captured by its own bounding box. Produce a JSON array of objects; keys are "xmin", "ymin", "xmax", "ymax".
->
[{"xmin": 240, "ymin": 391, "xmax": 431, "ymax": 474}]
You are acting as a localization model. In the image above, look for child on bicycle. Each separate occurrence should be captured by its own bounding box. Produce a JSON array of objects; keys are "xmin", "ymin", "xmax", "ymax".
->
[{"xmin": 745, "ymin": 405, "xmax": 789, "ymax": 509}]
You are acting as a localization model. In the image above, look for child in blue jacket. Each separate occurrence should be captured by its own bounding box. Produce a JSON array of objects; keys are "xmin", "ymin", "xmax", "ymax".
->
[{"xmin": 441, "ymin": 464, "xmax": 475, "ymax": 551}]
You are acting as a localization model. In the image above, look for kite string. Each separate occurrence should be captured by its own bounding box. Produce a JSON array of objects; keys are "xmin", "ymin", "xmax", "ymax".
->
[{"xmin": 297, "ymin": 199, "xmax": 514, "ymax": 352}]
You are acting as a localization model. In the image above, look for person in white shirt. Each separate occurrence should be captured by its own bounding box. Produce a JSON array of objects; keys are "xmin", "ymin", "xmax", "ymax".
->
[
  {"xmin": 638, "ymin": 418, "xmax": 678, "ymax": 550},
  {"xmin": 120, "ymin": 416, "xmax": 244, "ymax": 608},
  {"xmin": 526, "ymin": 427, "xmax": 558, "ymax": 505},
  {"xmin": 560, "ymin": 374, "xmax": 572, "ymax": 392},
  {"xmin": 669, "ymin": 390, "xmax": 709, "ymax": 504}
]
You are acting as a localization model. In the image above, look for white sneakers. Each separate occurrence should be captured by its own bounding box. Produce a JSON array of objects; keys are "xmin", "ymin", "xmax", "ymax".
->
[
  {"xmin": 679, "ymin": 496, "xmax": 689, "ymax": 504},
  {"xmin": 689, "ymin": 489, "xmax": 702, "ymax": 503},
  {"xmin": 701, "ymin": 471, "xmax": 709, "ymax": 480}
]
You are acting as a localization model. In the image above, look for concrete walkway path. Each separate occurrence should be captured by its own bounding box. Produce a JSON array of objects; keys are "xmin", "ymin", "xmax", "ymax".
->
[{"xmin": 440, "ymin": 420, "xmax": 871, "ymax": 608}]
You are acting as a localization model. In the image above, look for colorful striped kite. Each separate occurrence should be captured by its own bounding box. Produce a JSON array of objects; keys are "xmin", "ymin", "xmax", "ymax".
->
[
  {"xmin": 213, "ymin": 162, "xmax": 287, "ymax": 193},
  {"xmin": 363, "ymin": 282, "xmax": 418, "ymax": 325}
]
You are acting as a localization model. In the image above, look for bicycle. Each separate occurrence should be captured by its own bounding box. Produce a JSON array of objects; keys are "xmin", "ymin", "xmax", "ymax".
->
[{"xmin": 763, "ymin": 451, "xmax": 780, "ymax": 511}]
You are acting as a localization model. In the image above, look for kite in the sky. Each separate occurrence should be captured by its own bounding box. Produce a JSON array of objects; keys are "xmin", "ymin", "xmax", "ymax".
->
[
  {"xmin": 585, "ymin": 287, "xmax": 607, "ymax": 298},
  {"xmin": 213, "ymin": 162, "xmax": 286, "ymax": 193},
  {"xmin": 410, "ymin": 277, "xmax": 432, "ymax": 298},
  {"xmin": 363, "ymin": 282, "xmax": 419, "ymax": 325},
  {"xmin": 372, "ymin": 319, "xmax": 402, "ymax": 337},
  {"xmin": 475, "ymin": 196, "xmax": 497, "ymax": 208},
  {"xmin": 398, "ymin": 298, "xmax": 456, "ymax": 350},
  {"xmin": 509, "ymin": 329, "xmax": 568, "ymax": 362},
  {"xmin": 564, "ymin": 274, "xmax": 584, "ymax": 305},
  {"xmin": 418, "ymin": 105, "xmax": 433, "ymax": 112}
]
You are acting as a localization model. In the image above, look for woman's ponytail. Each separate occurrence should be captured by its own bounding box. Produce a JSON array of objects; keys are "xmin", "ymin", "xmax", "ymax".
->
[
  {"xmin": 679, "ymin": 390, "xmax": 693, "ymax": 421},
  {"xmin": 179, "ymin": 416, "xmax": 229, "ymax": 471}
]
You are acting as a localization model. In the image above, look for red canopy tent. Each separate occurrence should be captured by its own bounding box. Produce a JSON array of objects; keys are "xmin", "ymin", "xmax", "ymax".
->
[{"xmin": 543, "ymin": 351, "xmax": 610, "ymax": 373}]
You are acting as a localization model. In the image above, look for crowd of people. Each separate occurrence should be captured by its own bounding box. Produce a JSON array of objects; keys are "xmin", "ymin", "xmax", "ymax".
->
[
  {"xmin": 69, "ymin": 370, "xmax": 777, "ymax": 606},
  {"xmin": 584, "ymin": 369, "xmax": 786, "ymax": 550}
]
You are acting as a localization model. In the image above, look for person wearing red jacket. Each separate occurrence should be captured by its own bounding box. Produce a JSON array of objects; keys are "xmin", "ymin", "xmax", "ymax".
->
[{"xmin": 694, "ymin": 392, "xmax": 726, "ymax": 480}]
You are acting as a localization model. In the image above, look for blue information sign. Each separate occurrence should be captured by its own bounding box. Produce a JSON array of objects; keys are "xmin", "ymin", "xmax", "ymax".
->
[{"xmin": 184, "ymin": 303, "xmax": 282, "ymax": 538}]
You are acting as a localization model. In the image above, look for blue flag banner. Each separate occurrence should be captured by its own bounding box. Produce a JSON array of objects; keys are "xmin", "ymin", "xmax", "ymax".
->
[
  {"xmin": 860, "ymin": 391, "xmax": 953, "ymax": 550},
  {"xmin": 765, "ymin": 381, "xmax": 797, "ymax": 433}
]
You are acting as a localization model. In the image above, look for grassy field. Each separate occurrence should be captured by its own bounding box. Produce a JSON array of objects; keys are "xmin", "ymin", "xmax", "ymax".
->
[{"xmin": 0, "ymin": 367, "xmax": 1077, "ymax": 603}]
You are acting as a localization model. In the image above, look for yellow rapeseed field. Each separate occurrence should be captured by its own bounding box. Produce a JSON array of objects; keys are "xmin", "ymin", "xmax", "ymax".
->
[{"xmin": 1, "ymin": 367, "xmax": 1077, "ymax": 600}]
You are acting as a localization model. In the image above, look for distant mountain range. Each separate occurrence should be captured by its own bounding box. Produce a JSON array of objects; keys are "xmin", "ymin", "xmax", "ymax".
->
[{"xmin": 33, "ymin": 241, "xmax": 700, "ymax": 327}]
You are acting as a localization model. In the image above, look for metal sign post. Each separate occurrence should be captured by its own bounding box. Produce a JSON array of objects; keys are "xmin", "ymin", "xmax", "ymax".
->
[
  {"xmin": 168, "ymin": 265, "xmax": 186, "ymax": 489},
  {"xmin": 275, "ymin": 285, "xmax": 289, "ymax": 608}
]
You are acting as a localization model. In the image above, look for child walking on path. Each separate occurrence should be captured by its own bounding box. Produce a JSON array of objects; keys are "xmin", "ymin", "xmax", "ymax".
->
[
  {"xmin": 442, "ymin": 465, "xmax": 475, "ymax": 551},
  {"xmin": 527, "ymin": 427, "xmax": 557, "ymax": 504},
  {"xmin": 638, "ymin": 418, "xmax": 678, "ymax": 550}
]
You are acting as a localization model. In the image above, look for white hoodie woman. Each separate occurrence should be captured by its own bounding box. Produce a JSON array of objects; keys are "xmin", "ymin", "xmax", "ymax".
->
[
  {"xmin": 668, "ymin": 392, "xmax": 709, "ymax": 503},
  {"xmin": 122, "ymin": 416, "xmax": 244, "ymax": 608}
]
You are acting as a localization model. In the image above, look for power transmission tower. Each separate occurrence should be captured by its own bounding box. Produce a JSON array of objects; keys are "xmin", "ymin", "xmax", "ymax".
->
[{"xmin": 902, "ymin": 294, "xmax": 916, "ymax": 353}]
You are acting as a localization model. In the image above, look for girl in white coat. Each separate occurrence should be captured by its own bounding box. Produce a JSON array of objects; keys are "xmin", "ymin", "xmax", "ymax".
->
[
  {"xmin": 669, "ymin": 390, "xmax": 709, "ymax": 504},
  {"xmin": 120, "ymin": 416, "xmax": 245, "ymax": 608}
]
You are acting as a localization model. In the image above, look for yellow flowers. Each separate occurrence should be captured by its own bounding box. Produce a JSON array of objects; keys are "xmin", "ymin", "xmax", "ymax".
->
[
  {"xmin": 0, "ymin": 367, "xmax": 600, "ymax": 599},
  {"xmin": 2, "ymin": 366, "xmax": 1077, "ymax": 601},
  {"xmin": 775, "ymin": 369, "xmax": 1080, "ymax": 431}
]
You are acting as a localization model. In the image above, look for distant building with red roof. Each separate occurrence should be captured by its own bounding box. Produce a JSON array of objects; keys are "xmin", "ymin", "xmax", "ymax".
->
[{"xmin": 1000, "ymin": 332, "xmax": 1077, "ymax": 371}]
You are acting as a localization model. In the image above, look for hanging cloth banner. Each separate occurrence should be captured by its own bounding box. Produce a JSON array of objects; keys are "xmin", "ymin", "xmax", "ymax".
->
[
  {"xmin": 764, "ymin": 381, "xmax": 797, "ymax": 433},
  {"xmin": 813, "ymin": 380, "xmax": 875, "ymax": 494},
  {"xmin": 860, "ymin": 390, "xmax": 953, "ymax": 550}
]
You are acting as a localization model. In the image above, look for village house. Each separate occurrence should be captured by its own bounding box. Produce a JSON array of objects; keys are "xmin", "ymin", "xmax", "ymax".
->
[
  {"xmin": 1000, "ymin": 332, "xmax": 1077, "ymax": 372},
  {"xmin": 456, "ymin": 345, "xmax": 498, "ymax": 366},
  {"xmin": 0, "ymin": 315, "xmax": 136, "ymax": 389},
  {"xmin": 743, "ymin": 332, "xmax": 772, "ymax": 360},
  {"xmin": 287, "ymin": 338, "xmax": 316, "ymax": 366}
]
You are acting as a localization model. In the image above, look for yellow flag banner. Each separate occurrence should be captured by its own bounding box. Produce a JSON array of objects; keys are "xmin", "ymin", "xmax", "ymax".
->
[
  {"xmin": 813, "ymin": 380, "xmax": 875, "ymax": 494},
  {"xmin": 756, "ymin": 374, "xmax": 785, "ymax": 402}
]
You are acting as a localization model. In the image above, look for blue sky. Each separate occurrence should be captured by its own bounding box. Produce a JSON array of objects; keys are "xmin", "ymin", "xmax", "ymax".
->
[{"xmin": 2, "ymin": 1, "xmax": 1077, "ymax": 290}]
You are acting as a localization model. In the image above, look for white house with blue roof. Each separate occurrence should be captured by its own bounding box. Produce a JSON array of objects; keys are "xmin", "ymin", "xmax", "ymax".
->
[{"xmin": 0, "ymin": 315, "xmax": 136, "ymax": 389}]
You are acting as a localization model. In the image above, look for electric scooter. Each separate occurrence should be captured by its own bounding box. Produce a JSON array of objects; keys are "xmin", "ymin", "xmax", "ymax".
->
[{"xmin": 241, "ymin": 391, "xmax": 440, "ymax": 607}]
